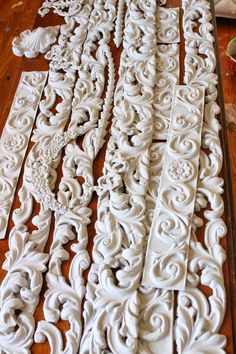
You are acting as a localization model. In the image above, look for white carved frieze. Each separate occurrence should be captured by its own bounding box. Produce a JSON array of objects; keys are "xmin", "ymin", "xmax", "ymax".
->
[
  {"xmin": 0, "ymin": 71, "xmax": 47, "ymax": 239},
  {"xmin": 157, "ymin": 8, "xmax": 180, "ymax": 44},
  {"xmin": 12, "ymin": 26, "xmax": 59, "ymax": 58},
  {"xmin": 142, "ymin": 85, "xmax": 205, "ymax": 291}
]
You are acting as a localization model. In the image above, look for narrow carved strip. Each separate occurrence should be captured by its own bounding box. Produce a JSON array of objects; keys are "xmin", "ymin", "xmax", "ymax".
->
[
  {"xmin": 114, "ymin": 0, "xmax": 125, "ymax": 47},
  {"xmin": 142, "ymin": 85, "xmax": 205, "ymax": 291},
  {"xmin": 0, "ymin": 71, "xmax": 76, "ymax": 353},
  {"xmin": 154, "ymin": 43, "xmax": 179, "ymax": 140},
  {"xmin": 157, "ymin": 7, "xmax": 180, "ymax": 44},
  {"xmin": 0, "ymin": 71, "xmax": 47, "ymax": 239},
  {"xmin": 175, "ymin": 0, "xmax": 227, "ymax": 352}
]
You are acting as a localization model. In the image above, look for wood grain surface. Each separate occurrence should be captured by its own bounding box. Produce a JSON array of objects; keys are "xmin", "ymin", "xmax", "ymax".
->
[{"xmin": 0, "ymin": 0, "xmax": 235, "ymax": 353}]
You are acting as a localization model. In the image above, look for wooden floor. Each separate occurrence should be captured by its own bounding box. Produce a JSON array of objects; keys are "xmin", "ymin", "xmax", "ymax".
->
[{"xmin": 0, "ymin": 0, "xmax": 235, "ymax": 353}]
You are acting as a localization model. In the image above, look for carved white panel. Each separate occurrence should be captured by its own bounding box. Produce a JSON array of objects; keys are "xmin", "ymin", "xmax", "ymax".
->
[
  {"xmin": 154, "ymin": 44, "xmax": 179, "ymax": 140},
  {"xmin": 157, "ymin": 8, "xmax": 180, "ymax": 44},
  {"xmin": 0, "ymin": 71, "xmax": 47, "ymax": 239},
  {"xmin": 12, "ymin": 27, "xmax": 59, "ymax": 58},
  {"xmin": 175, "ymin": 0, "xmax": 228, "ymax": 352},
  {"xmin": 142, "ymin": 85, "xmax": 205, "ymax": 291},
  {"xmin": 0, "ymin": 71, "xmax": 76, "ymax": 354}
]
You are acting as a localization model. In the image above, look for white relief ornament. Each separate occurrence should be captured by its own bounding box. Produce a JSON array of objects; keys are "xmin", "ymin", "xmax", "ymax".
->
[
  {"xmin": 142, "ymin": 85, "xmax": 205, "ymax": 291},
  {"xmin": 167, "ymin": 159, "xmax": 195, "ymax": 183},
  {"xmin": 157, "ymin": 8, "xmax": 180, "ymax": 44},
  {"xmin": 0, "ymin": 71, "xmax": 47, "ymax": 239},
  {"xmin": 12, "ymin": 26, "xmax": 59, "ymax": 58}
]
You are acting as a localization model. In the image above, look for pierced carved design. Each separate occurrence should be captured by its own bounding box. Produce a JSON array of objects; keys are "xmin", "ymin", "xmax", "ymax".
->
[{"xmin": 0, "ymin": 71, "xmax": 47, "ymax": 240}]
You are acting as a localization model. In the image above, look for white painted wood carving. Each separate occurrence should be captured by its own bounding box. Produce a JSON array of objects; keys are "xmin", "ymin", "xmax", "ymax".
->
[
  {"xmin": 142, "ymin": 85, "xmax": 205, "ymax": 291},
  {"xmin": 157, "ymin": 8, "xmax": 180, "ymax": 44},
  {"xmin": 12, "ymin": 27, "xmax": 59, "ymax": 58},
  {"xmin": 79, "ymin": 0, "xmax": 157, "ymax": 352},
  {"xmin": 154, "ymin": 43, "xmax": 179, "ymax": 140},
  {"xmin": 0, "ymin": 71, "xmax": 75, "ymax": 353},
  {"xmin": 0, "ymin": 0, "xmax": 230, "ymax": 352},
  {"xmin": 175, "ymin": 0, "xmax": 227, "ymax": 352},
  {"xmin": 0, "ymin": 71, "xmax": 47, "ymax": 240}
]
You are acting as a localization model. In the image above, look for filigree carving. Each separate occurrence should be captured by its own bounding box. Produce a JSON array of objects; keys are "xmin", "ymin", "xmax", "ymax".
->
[
  {"xmin": 142, "ymin": 85, "xmax": 205, "ymax": 291},
  {"xmin": 80, "ymin": 0, "xmax": 158, "ymax": 352},
  {"xmin": 34, "ymin": 0, "xmax": 117, "ymax": 352},
  {"xmin": 12, "ymin": 26, "xmax": 59, "ymax": 58},
  {"xmin": 0, "ymin": 71, "xmax": 47, "ymax": 239}
]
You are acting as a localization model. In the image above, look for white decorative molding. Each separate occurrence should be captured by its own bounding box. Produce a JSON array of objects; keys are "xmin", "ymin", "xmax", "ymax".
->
[
  {"xmin": 38, "ymin": 0, "xmax": 85, "ymax": 17},
  {"xmin": 154, "ymin": 44, "xmax": 179, "ymax": 140},
  {"xmin": 142, "ymin": 85, "xmax": 205, "ymax": 291},
  {"xmin": 0, "ymin": 71, "xmax": 76, "ymax": 354},
  {"xmin": 175, "ymin": 0, "xmax": 227, "ymax": 352},
  {"xmin": 0, "ymin": 71, "xmax": 47, "ymax": 239},
  {"xmin": 138, "ymin": 142, "xmax": 174, "ymax": 353},
  {"xmin": 157, "ymin": 8, "xmax": 180, "ymax": 44},
  {"xmin": 79, "ymin": 0, "xmax": 158, "ymax": 352},
  {"xmin": 12, "ymin": 27, "xmax": 59, "ymax": 58},
  {"xmin": 45, "ymin": 0, "xmax": 93, "ymax": 72},
  {"xmin": 34, "ymin": 0, "xmax": 117, "ymax": 352}
]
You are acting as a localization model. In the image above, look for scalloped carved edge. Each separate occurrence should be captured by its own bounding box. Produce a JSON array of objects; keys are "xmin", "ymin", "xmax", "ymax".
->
[
  {"xmin": 38, "ymin": 0, "xmax": 85, "ymax": 17},
  {"xmin": 0, "ymin": 71, "xmax": 47, "ymax": 239}
]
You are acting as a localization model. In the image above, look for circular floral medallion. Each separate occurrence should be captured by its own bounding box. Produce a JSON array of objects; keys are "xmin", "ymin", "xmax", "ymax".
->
[
  {"xmin": 167, "ymin": 159, "xmax": 194, "ymax": 182},
  {"xmin": 2, "ymin": 133, "xmax": 26, "ymax": 152}
]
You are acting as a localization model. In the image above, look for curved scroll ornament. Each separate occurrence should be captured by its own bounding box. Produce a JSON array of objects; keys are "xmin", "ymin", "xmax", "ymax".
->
[
  {"xmin": 34, "ymin": 0, "xmax": 117, "ymax": 352},
  {"xmin": 0, "ymin": 71, "xmax": 47, "ymax": 239},
  {"xmin": 142, "ymin": 85, "xmax": 205, "ymax": 291},
  {"xmin": 175, "ymin": 0, "xmax": 228, "ymax": 352},
  {"xmin": 12, "ymin": 26, "xmax": 59, "ymax": 58},
  {"xmin": 157, "ymin": 8, "xmax": 180, "ymax": 44},
  {"xmin": 79, "ymin": 0, "xmax": 157, "ymax": 352},
  {"xmin": 0, "ymin": 71, "xmax": 76, "ymax": 354}
]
